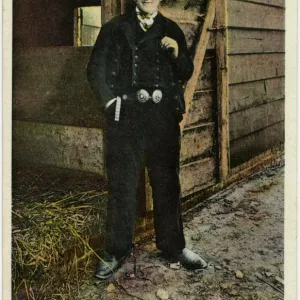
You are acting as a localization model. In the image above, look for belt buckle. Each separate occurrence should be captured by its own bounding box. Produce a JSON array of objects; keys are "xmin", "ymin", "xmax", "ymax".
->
[
  {"xmin": 152, "ymin": 89, "xmax": 162, "ymax": 103},
  {"xmin": 136, "ymin": 89, "xmax": 163, "ymax": 103},
  {"xmin": 136, "ymin": 89, "xmax": 150, "ymax": 103}
]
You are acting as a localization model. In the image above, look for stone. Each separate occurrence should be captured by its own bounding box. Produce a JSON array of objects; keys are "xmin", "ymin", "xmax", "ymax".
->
[
  {"xmin": 215, "ymin": 265, "xmax": 222, "ymax": 270},
  {"xmin": 265, "ymin": 271, "xmax": 274, "ymax": 278},
  {"xmin": 156, "ymin": 289, "xmax": 169, "ymax": 300},
  {"xmin": 274, "ymin": 276, "xmax": 284, "ymax": 285},
  {"xmin": 264, "ymin": 265, "xmax": 278, "ymax": 274},
  {"xmin": 229, "ymin": 289, "xmax": 239, "ymax": 296},
  {"xmin": 169, "ymin": 262, "xmax": 181, "ymax": 270},
  {"xmin": 235, "ymin": 211, "xmax": 245, "ymax": 217},
  {"xmin": 106, "ymin": 283, "xmax": 116, "ymax": 293},
  {"xmin": 220, "ymin": 283, "xmax": 230, "ymax": 290},
  {"xmin": 235, "ymin": 270, "xmax": 244, "ymax": 279}
]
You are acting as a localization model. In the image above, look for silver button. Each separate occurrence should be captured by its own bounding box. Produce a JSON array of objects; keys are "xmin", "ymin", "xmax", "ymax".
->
[
  {"xmin": 135, "ymin": 55, "xmax": 138, "ymax": 59},
  {"xmin": 134, "ymin": 64, "xmax": 138, "ymax": 67},
  {"xmin": 112, "ymin": 71, "xmax": 116, "ymax": 76}
]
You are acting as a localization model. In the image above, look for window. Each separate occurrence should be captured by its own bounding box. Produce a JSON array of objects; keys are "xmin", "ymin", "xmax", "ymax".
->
[{"xmin": 74, "ymin": 6, "xmax": 101, "ymax": 46}]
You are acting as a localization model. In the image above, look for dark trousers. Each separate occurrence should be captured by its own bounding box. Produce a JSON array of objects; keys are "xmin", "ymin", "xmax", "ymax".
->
[{"xmin": 104, "ymin": 98, "xmax": 185, "ymax": 259}]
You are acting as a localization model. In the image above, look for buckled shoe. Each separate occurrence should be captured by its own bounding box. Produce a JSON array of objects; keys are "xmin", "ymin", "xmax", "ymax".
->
[
  {"xmin": 176, "ymin": 248, "xmax": 208, "ymax": 270},
  {"xmin": 94, "ymin": 252, "xmax": 130, "ymax": 280}
]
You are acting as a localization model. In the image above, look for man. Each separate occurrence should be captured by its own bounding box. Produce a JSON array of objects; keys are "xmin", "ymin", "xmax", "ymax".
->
[{"xmin": 87, "ymin": 0, "xmax": 207, "ymax": 280}]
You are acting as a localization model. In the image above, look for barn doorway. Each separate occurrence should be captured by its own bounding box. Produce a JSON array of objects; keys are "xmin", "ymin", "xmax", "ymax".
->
[{"xmin": 74, "ymin": 6, "xmax": 102, "ymax": 46}]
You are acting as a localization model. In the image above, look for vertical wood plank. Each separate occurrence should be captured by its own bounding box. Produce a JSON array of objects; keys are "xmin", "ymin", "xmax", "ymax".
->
[
  {"xmin": 216, "ymin": 0, "xmax": 230, "ymax": 181},
  {"xmin": 101, "ymin": 0, "xmax": 121, "ymax": 24},
  {"xmin": 180, "ymin": 0, "xmax": 216, "ymax": 132}
]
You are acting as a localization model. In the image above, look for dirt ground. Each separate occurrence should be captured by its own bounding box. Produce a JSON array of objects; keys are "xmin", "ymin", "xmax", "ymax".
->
[{"xmin": 74, "ymin": 159, "xmax": 284, "ymax": 300}]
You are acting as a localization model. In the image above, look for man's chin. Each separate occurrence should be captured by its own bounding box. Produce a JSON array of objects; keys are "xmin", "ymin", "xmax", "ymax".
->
[{"xmin": 140, "ymin": 4, "xmax": 158, "ymax": 14}]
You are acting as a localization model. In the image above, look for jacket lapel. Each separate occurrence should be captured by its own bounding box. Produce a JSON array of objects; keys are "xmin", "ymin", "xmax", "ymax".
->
[
  {"xmin": 138, "ymin": 13, "xmax": 166, "ymax": 44},
  {"xmin": 119, "ymin": 12, "xmax": 137, "ymax": 50}
]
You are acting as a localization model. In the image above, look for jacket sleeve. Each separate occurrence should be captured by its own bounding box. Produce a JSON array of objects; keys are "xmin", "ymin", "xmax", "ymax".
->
[
  {"xmin": 87, "ymin": 22, "xmax": 116, "ymax": 108},
  {"xmin": 171, "ymin": 25, "xmax": 194, "ymax": 82}
]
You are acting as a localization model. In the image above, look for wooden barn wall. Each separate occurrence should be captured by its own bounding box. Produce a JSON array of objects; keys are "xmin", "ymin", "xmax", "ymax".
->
[{"xmin": 227, "ymin": 0, "xmax": 285, "ymax": 168}]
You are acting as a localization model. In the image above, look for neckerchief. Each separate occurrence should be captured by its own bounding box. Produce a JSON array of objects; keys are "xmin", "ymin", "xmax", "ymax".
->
[{"xmin": 136, "ymin": 6, "xmax": 158, "ymax": 32}]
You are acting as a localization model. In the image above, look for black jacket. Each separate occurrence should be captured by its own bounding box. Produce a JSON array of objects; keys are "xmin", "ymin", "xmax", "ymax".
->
[{"xmin": 87, "ymin": 10, "xmax": 194, "ymax": 114}]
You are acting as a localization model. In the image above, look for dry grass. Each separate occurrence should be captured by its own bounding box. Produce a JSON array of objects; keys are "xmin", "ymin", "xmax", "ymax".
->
[{"xmin": 12, "ymin": 165, "xmax": 108, "ymax": 299}]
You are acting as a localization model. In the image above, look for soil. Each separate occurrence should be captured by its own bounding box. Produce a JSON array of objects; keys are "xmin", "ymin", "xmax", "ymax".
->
[{"xmin": 76, "ymin": 160, "xmax": 284, "ymax": 300}]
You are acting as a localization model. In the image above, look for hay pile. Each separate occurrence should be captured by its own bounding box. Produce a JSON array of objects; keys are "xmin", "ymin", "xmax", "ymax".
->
[{"xmin": 12, "ymin": 166, "xmax": 108, "ymax": 299}]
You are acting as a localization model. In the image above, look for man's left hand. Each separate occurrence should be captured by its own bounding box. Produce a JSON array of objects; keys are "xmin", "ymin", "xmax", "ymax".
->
[{"xmin": 161, "ymin": 36, "xmax": 179, "ymax": 59}]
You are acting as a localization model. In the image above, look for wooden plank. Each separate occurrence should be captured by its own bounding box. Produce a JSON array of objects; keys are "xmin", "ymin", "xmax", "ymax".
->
[
  {"xmin": 228, "ymin": 53, "xmax": 284, "ymax": 84},
  {"xmin": 229, "ymin": 99, "xmax": 284, "ymax": 140},
  {"xmin": 184, "ymin": 91, "xmax": 215, "ymax": 127},
  {"xmin": 101, "ymin": 0, "xmax": 120, "ymax": 24},
  {"xmin": 196, "ymin": 56, "xmax": 215, "ymax": 90},
  {"xmin": 233, "ymin": 0, "xmax": 285, "ymax": 8},
  {"xmin": 216, "ymin": 0, "xmax": 230, "ymax": 182},
  {"xmin": 229, "ymin": 145, "xmax": 283, "ymax": 178},
  {"xmin": 228, "ymin": 29, "xmax": 285, "ymax": 54},
  {"xmin": 230, "ymin": 121, "xmax": 284, "ymax": 167},
  {"xmin": 228, "ymin": 1, "xmax": 284, "ymax": 30},
  {"xmin": 181, "ymin": 0, "xmax": 216, "ymax": 132},
  {"xmin": 13, "ymin": 121, "xmax": 105, "ymax": 175},
  {"xmin": 180, "ymin": 125, "xmax": 215, "ymax": 163},
  {"xmin": 180, "ymin": 157, "xmax": 217, "ymax": 197},
  {"xmin": 229, "ymin": 77, "xmax": 285, "ymax": 113}
]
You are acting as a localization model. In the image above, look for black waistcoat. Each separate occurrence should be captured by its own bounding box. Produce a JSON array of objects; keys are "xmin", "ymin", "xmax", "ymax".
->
[
  {"xmin": 131, "ymin": 15, "xmax": 175, "ymax": 90},
  {"xmin": 108, "ymin": 13, "xmax": 177, "ymax": 94}
]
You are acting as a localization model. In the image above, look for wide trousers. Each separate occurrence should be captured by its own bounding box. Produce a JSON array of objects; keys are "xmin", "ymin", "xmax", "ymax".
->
[{"xmin": 104, "ymin": 97, "xmax": 186, "ymax": 259}]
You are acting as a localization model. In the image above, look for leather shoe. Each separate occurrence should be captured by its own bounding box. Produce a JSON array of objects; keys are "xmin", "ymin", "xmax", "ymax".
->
[
  {"xmin": 176, "ymin": 248, "xmax": 207, "ymax": 270},
  {"xmin": 94, "ymin": 252, "xmax": 130, "ymax": 280}
]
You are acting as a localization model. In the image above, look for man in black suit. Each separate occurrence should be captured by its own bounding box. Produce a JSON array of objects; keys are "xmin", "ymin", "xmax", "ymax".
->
[{"xmin": 87, "ymin": 0, "xmax": 207, "ymax": 280}]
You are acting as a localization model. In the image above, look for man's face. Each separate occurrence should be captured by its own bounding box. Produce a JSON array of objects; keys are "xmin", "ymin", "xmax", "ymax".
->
[{"xmin": 134, "ymin": 0, "xmax": 160, "ymax": 14}]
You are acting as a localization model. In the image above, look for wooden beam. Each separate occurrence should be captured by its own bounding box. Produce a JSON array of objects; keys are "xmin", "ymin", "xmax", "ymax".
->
[
  {"xmin": 101, "ymin": 0, "xmax": 120, "ymax": 24},
  {"xmin": 180, "ymin": 0, "xmax": 216, "ymax": 132},
  {"xmin": 216, "ymin": 0, "xmax": 230, "ymax": 182}
]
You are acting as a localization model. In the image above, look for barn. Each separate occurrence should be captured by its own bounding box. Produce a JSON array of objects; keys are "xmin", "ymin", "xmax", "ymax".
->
[{"xmin": 11, "ymin": 0, "xmax": 285, "ymax": 296}]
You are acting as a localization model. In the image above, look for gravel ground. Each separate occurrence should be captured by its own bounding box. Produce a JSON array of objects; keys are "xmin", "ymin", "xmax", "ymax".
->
[{"xmin": 76, "ymin": 160, "xmax": 284, "ymax": 300}]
